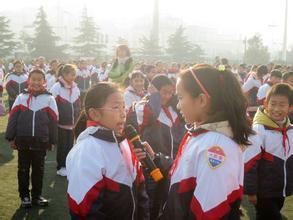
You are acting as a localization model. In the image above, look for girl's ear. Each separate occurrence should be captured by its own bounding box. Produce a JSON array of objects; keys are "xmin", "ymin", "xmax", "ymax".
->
[
  {"xmin": 198, "ymin": 93, "xmax": 209, "ymax": 108},
  {"xmin": 88, "ymin": 108, "xmax": 102, "ymax": 122}
]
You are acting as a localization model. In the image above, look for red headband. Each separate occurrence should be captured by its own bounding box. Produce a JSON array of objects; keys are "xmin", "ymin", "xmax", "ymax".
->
[{"xmin": 189, "ymin": 67, "xmax": 211, "ymax": 98}]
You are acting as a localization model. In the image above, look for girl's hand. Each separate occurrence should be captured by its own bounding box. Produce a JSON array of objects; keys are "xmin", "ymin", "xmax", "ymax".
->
[
  {"xmin": 133, "ymin": 142, "xmax": 155, "ymax": 161},
  {"xmin": 248, "ymin": 195, "xmax": 257, "ymax": 205},
  {"xmin": 10, "ymin": 141, "xmax": 17, "ymax": 150}
]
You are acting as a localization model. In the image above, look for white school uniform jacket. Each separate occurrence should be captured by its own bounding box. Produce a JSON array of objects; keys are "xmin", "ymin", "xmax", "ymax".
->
[
  {"xmin": 242, "ymin": 75, "xmax": 262, "ymax": 110},
  {"xmin": 5, "ymin": 72, "xmax": 28, "ymax": 100},
  {"xmin": 124, "ymin": 86, "xmax": 146, "ymax": 110},
  {"xmin": 160, "ymin": 121, "xmax": 244, "ymax": 220},
  {"xmin": 66, "ymin": 126, "xmax": 149, "ymax": 219},
  {"xmin": 256, "ymin": 82, "xmax": 273, "ymax": 105},
  {"xmin": 50, "ymin": 80, "xmax": 81, "ymax": 128},
  {"xmin": 244, "ymin": 107, "xmax": 293, "ymax": 198}
]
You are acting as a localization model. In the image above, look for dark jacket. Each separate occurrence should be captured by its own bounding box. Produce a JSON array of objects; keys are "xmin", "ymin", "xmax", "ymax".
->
[
  {"xmin": 244, "ymin": 108, "xmax": 293, "ymax": 198},
  {"xmin": 5, "ymin": 90, "xmax": 58, "ymax": 150}
]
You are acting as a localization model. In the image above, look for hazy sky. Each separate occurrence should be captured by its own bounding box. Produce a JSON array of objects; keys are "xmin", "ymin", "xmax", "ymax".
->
[{"xmin": 2, "ymin": 0, "xmax": 293, "ymax": 47}]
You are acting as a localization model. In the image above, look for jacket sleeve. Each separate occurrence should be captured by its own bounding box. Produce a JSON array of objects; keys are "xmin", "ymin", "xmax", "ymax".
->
[
  {"xmin": 48, "ymin": 96, "xmax": 59, "ymax": 145},
  {"xmin": 189, "ymin": 145, "xmax": 243, "ymax": 220},
  {"xmin": 66, "ymin": 142, "xmax": 106, "ymax": 219},
  {"xmin": 5, "ymin": 76, "xmax": 18, "ymax": 99},
  {"xmin": 5, "ymin": 96, "xmax": 21, "ymax": 141},
  {"xmin": 244, "ymin": 134, "xmax": 262, "ymax": 195},
  {"xmin": 135, "ymin": 92, "xmax": 161, "ymax": 128},
  {"xmin": 136, "ymin": 179, "xmax": 150, "ymax": 220}
]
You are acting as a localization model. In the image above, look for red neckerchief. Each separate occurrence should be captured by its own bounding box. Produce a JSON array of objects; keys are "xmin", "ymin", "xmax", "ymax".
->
[
  {"xmin": 265, "ymin": 125, "xmax": 291, "ymax": 156},
  {"xmin": 86, "ymin": 120, "xmax": 102, "ymax": 128},
  {"xmin": 169, "ymin": 128, "xmax": 209, "ymax": 177},
  {"xmin": 26, "ymin": 85, "xmax": 46, "ymax": 108}
]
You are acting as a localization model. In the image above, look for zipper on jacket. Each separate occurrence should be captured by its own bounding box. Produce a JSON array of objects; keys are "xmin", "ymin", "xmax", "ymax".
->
[
  {"xmin": 32, "ymin": 111, "xmax": 35, "ymax": 136},
  {"xmin": 130, "ymin": 188, "xmax": 135, "ymax": 220},
  {"xmin": 283, "ymin": 159, "xmax": 287, "ymax": 197},
  {"xmin": 71, "ymin": 103, "xmax": 74, "ymax": 125},
  {"xmin": 170, "ymin": 128, "xmax": 174, "ymax": 159}
]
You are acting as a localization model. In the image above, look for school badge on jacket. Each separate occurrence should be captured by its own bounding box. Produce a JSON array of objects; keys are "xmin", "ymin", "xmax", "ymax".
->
[{"xmin": 206, "ymin": 146, "xmax": 226, "ymax": 169}]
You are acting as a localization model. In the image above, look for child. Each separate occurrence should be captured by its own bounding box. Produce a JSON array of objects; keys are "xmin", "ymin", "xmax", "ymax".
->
[
  {"xmin": 50, "ymin": 64, "xmax": 81, "ymax": 176},
  {"xmin": 136, "ymin": 64, "xmax": 254, "ymax": 219},
  {"xmin": 243, "ymin": 65, "xmax": 268, "ymax": 118},
  {"xmin": 75, "ymin": 59, "xmax": 91, "ymax": 103},
  {"xmin": 5, "ymin": 69, "xmax": 58, "ymax": 208},
  {"xmin": 108, "ymin": 44, "xmax": 134, "ymax": 84},
  {"xmin": 244, "ymin": 83, "xmax": 293, "ymax": 220},
  {"xmin": 5, "ymin": 60, "xmax": 28, "ymax": 110},
  {"xmin": 128, "ymin": 74, "xmax": 184, "ymax": 219},
  {"xmin": 283, "ymin": 71, "xmax": 293, "ymax": 87},
  {"xmin": 257, "ymin": 70, "xmax": 282, "ymax": 105},
  {"xmin": 45, "ymin": 59, "xmax": 59, "ymax": 90},
  {"xmin": 66, "ymin": 82, "xmax": 149, "ymax": 219},
  {"xmin": 124, "ymin": 70, "xmax": 147, "ymax": 110}
]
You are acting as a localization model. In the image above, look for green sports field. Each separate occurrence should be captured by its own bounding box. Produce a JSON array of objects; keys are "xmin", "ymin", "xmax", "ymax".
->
[{"xmin": 0, "ymin": 114, "xmax": 292, "ymax": 220}]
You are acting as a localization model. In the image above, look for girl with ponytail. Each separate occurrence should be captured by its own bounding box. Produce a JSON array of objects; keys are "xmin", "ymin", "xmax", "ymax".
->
[{"xmin": 136, "ymin": 64, "xmax": 254, "ymax": 219}]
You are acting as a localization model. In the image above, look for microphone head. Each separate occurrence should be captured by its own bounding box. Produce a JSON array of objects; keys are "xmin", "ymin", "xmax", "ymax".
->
[{"xmin": 125, "ymin": 125, "xmax": 138, "ymax": 140}]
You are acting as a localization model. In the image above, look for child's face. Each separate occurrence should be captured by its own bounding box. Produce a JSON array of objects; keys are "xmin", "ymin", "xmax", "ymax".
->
[
  {"xmin": 270, "ymin": 76, "xmax": 281, "ymax": 85},
  {"xmin": 117, "ymin": 49, "xmax": 128, "ymax": 58},
  {"xmin": 63, "ymin": 71, "xmax": 76, "ymax": 85},
  {"xmin": 159, "ymin": 84, "xmax": 174, "ymax": 106},
  {"xmin": 265, "ymin": 95, "xmax": 291, "ymax": 122},
  {"xmin": 284, "ymin": 76, "xmax": 293, "ymax": 87},
  {"xmin": 131, "ymin": 76, "xmax": 145, "ymax": 91},
  {"xmin": 51, "ymin": 62, "xmax": 59, "ymax": 71},
  {"xmin": 176, "ymin": 79, "xmax": 208, "ymax": 124},
  {"xmin": 28, "ymin": 73, "xmax": 45, "ymax": 91},
  {"xmin": 98, "ymin": 92, "xmax": 126, "ymax": 136},
  {"xmin": 14, "ymin": 63, "xmax": 23, "ymax": 73}
]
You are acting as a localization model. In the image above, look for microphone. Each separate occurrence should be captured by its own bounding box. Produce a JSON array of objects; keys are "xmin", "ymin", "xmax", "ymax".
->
[{"xmin": 125, "ymin": 125, "xmax": 163, "ymax": 182}]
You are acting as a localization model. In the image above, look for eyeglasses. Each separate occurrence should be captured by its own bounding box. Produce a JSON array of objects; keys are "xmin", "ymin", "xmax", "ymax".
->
[{"xmin": 97, "ymin": 106, "xmax": 126, "ymax": 114}]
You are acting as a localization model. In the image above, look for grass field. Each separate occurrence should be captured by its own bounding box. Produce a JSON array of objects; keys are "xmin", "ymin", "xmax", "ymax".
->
[{"xmin": 0, "ymin": 113, "xmax": 292, "ymax": 220}]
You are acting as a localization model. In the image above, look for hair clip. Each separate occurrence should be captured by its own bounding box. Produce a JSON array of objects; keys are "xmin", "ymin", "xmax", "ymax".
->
[{"xmin": 218, "ymin": 65, "xmax": 226, "ymax": 72}]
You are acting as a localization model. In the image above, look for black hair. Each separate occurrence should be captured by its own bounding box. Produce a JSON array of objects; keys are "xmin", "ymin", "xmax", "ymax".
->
[
  {"xmin": 266, "ymin": 83, "xmax": 293, "ymax": 106},
  {"xmin": 270, "ymin": 70, "xmax": 282, "ymax": 79},
  {"xmin": 256, "ymin": 65, "xmax": 268, "ymax": 77},
  {"xmin": 129, "ymin": 70, "xmax": 145, "ymax": 80},
  {"xmin": 28, "ymin": 69, "xmax": 45, "ymax": 79},
  {"xmin": 283, "ymin": 71, "xmax": 293, "ymax": 81},
  {"xmin": 57, "ymin": 64, "xmax": 76, "ymax": 77},
  {"xmin": 74, "ymin": 82, "xmax": 119, "ymax": 138},
  {"xmin": 178, "ymin": 64, "xmax": 254, "ymax": 146},
  {"xmin": 151, "ymin": 74, "xmax": 173, "ymax": 91}
]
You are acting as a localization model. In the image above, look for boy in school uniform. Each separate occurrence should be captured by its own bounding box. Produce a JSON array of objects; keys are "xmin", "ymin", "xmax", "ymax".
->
[{"xmin": 244, "ymin": 83, "xmax": 293, "ymax": 220}]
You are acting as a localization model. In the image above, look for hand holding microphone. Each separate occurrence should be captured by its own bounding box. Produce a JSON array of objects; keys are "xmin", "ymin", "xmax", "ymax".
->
[{"xmin": 125, "ymin": 125, "xmax": 163, "ymax": 182}]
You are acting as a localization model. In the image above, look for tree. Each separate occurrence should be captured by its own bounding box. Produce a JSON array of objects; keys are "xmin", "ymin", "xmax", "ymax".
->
[
  {"xmin": 139, "ymin": 35, "xmax": 162, "ymax": 57},
  {"xmin": 245, "ymin": 34, "xmax": 270, "ymax": 64},
  {"xmin": 0, "ymin": 16, "xmax": 17, "ymax": 58},
  {"xmin": 166, "ymin": 25, "xmax": 202, "ymax": 61},
  {"xmin": 73, "ymin": 8, "xmax": 105, "ymax": 58},
  {"xmin": 31, "ymin": 7, "xmax": 67, "ymax": 59}
]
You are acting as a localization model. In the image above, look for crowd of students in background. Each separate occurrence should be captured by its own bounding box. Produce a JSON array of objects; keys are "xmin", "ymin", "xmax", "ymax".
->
[{"xmin": 1, "ymin": 45, "xmax": 293, "ymax": 220}]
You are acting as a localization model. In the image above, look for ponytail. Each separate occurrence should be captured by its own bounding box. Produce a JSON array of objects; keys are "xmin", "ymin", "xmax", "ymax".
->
[{"xmin": 218, "ymin": 69, "xmax": 253, "ymax": 145}]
